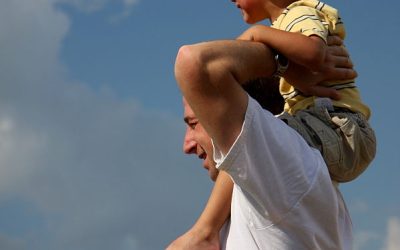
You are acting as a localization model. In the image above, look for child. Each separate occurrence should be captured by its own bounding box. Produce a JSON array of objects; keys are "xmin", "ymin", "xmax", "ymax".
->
[
  {"xmin": 234, "ymin": 0, "xmax": 376, "ymax": 182},
  {"xmin": 170, "ymin": 0, "xmax": 376, "ymax": 248}
]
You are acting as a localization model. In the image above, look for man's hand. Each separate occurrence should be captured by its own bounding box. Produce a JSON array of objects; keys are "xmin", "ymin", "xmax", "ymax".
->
[
  {"xmin": 321, "ymin": 36, "xmax": 357, "ymax": 81},
  {"xmin": 284, "ymin": 36, "xmax": 357, "ymax": 100},
  {"xmin": 166, "ymin": 228, "xmax": 220, "ymax": 250}
]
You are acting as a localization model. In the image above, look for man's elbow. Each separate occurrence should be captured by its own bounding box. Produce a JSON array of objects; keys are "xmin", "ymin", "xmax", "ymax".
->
[{"xmin": 175, "ymin": 44, "xmax": 205, "ymax": 91}]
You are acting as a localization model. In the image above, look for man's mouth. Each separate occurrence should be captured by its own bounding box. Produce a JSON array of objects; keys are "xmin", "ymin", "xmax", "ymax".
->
[
  {"xmin": 199, "ymin": 152, "xmax": 206, "ymax": 160},
  {"xmin": 199, "ymin": 152, "xmax": 208, "ymax": 169}
]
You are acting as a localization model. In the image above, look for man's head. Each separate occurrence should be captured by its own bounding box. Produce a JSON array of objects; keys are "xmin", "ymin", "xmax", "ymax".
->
[
  {"xmin": 183, "ymin": 98, "xmax": 219, "ymax": 181},
  {"xmin": 181, "ymin": 78, "xmax": 283, "ymax": 181}
]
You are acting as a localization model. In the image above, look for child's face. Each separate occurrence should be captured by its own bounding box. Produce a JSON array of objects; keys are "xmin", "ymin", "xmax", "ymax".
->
[{"xmin": 231, "ymin": 0, "xmax": 268, "ymax": 24}]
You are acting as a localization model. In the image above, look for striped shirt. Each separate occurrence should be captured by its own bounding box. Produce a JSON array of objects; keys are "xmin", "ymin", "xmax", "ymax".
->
[{"xmin": 272, "ymin": 0, "xmax": 370, "ymax": 118}]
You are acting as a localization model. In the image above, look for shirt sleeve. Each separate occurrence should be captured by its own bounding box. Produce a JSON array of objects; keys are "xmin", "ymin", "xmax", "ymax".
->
[
  {"xmin": 212, "ymin": 96, "xmax": 325, "ymax": 223},
  {"xmin": 281, "ymin": 6, "xmax": 328, "ymax": 43}
]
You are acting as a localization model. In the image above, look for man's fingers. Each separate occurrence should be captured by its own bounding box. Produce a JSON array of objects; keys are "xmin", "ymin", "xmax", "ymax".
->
[
  {"xmin": 323, "ymin": 67, "xmax": 358, "ymax": 81},
  {"xmin": 326, "ymin": 45, "xmax": 349, "ymax": 57},
  {"xmin": 331, "ymin": 54, "xmax": 353, "ymax": 68},
  {"xmin": 327, "ymin": 35, "xmax": 343, "ymax": 46},
  {"xmin": 305, "ymin": 86, "xmax": 341, "ymax": 100}
]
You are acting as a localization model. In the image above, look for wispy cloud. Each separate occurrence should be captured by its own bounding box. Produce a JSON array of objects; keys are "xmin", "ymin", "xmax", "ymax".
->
[
  {"xmin": 123, "ymin": 0, "xmax": 139, "ymax": 7},
  {"xmin": 357, "ymin": 216, "xmax": 400, "ymax": 250},
  {"xmin": 56, "ymin": 0, "xmax": 109, "ymax": 12},
  {"xmin": 108, "ymin": 0, "xmax": 139, "ymax": 23},
  {"xmin": 349, "ymin": 199, "xmax": 370, "ymax": 214},
  {"xmin": 0, "ymin": 0, "xmax": 204, "ymax": 249},
  {"xmin": 56, "ymin": 0, "xmax": 140, "ymax": 22},
  {"xmin": 0, "ymin": 234, "xmax": 25, "ymax": 250},
  {"xmin": 354, "ymin": 230, "xmax": 380, "ymax": 250},
  {"xmin": 382, "ymin": 217, "xmax": 400, "ymax": 250}
]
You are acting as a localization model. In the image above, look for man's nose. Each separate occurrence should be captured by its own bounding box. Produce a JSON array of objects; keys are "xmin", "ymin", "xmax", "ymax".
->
[{"xmin": 183, "ymin": 128, "xmax": 197, "ymax": 154}]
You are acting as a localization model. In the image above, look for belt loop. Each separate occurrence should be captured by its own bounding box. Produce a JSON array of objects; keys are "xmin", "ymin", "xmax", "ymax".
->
[{"xmin": 314, "ymin": 97, "xmax": 334, "ymax": 112}]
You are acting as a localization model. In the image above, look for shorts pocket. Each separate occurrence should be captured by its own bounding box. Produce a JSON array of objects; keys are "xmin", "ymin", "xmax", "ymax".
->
[
  {"xmin": 300, "ymin": 112, "xmax": 343, "ymax": 171},
  {"xmin": 330, "ymin": 112, "xmax": 377, "ymax": 181}
]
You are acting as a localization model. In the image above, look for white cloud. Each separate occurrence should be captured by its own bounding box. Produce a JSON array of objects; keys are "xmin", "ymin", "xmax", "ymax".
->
[
  {"xmin": 349, "ymin": 199, "xmax": 369, "ymax": 214},
  {"xmin": 55, "ymin": 0, "xmax": 140, "ymax": 22},
  {"xmin": 123, "ymin": 0, "xmax": 139, "ymax": 7},
  {"xmin": 108, "ymin": 0, "xmax": 139, "ymax": 23},
  {"xmin": 121, "ymin": 235, "xmax": 141, "ymax": 250},
  {"xmin": 382, "ymin": 217, "xmax": 400, "ymax": 250},
  {"xmin": 0, "ymin": 0, "xmax": 69, "ymax": 195},
  {"xmin": 56, "ymin": 0, "xmax": 109, "ymax": 12},
  {"xmin": 0, "ymin": 234, "xmax": 26, "ymax": 250},
  {"xmin": 354, "ymin": 230, "xmax": 380, "ymax": 250},
  {"xmin": 0, "ymin": 0, "xmax": 208, "ymax": 249}
]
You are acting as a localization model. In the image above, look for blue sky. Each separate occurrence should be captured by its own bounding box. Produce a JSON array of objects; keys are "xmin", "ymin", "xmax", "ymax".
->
[{"xmin": 0, "ymin": 0, "xmax": 399, "ymax": 249}]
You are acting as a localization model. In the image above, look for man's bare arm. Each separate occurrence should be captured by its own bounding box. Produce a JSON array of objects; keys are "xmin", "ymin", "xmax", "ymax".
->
[
  {"xmin": 166, "ymin": 171, "xmax": 232, "ymax": 250},
  {"xmin": 175, "ymin": 40, "xmax": 275, "ymax": 154},
  {"xmin": 174, "ymin": 37, "xmax": 356, "ymax": 153}
]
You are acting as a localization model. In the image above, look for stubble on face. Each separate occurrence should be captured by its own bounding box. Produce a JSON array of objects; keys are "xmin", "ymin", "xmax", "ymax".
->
[{"xmin": 183, "ymin": 99, "xmax": 219, "ymax": 181}]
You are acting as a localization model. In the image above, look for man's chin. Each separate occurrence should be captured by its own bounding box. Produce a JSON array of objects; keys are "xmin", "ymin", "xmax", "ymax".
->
[
  {"xmin": 210, "ymin": 175, "xmax": 217, "ymax": 182},
  {"xmin": 209, "ymin": 170, "xmax": 219, "ymax": 182},
  {"xmin": 203, "ymin": 159, "xmax": 218, "ymax": 181}
]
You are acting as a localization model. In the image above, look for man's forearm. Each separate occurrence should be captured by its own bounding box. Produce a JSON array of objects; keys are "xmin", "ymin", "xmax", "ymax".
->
[
  {"xmin": 175, "ymin": 40, "xmax": 276, "ymax": 153},
  {"xmin": 165, "ymin": 172, "xmax": 233, "ymax": 250},
  {"xmin": 192, "ymin": 171, "xmax": 233, "ymax": 234},
  {"xmin": 175, "ymin": 40, "xmax": 276, "ymax": 87}
]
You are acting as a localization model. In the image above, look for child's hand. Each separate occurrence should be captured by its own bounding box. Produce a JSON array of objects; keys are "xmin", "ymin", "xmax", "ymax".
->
[
  {"xmin": 237, "ymin": 26, "xmax": 255, "ymax": 41},
  {"xmin": 237, "ymin": 25, "xmax": 267, "ymax": 41}
]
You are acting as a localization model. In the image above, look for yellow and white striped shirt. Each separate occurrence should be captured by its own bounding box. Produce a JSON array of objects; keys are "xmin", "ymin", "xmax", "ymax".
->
[{"xmin": 272, "ymin": 0, "xmax": 370, "ymax": 118}]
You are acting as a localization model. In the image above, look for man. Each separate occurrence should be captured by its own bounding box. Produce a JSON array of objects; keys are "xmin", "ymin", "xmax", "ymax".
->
[{"xmin": 168, "ymin": 37, "xmax": 355, "ymax": 249}]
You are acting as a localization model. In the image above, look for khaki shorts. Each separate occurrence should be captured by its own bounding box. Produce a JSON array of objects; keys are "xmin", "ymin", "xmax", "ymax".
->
[{"xmin": 278, "ymin": 106, "xmax": 376, "ymax": 182}]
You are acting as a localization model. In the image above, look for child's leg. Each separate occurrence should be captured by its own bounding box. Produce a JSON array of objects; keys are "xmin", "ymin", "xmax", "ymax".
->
[
  {"xmin": 279, "ymin": 108, "xmax": 376, "ymax": 182},
  {"xmin": 324, "ymin": 110, "xmax": 376, "ymax": 182},
  {"xmin": 166, "ymin": 171, "xmax": 233, "ymax": 250}
]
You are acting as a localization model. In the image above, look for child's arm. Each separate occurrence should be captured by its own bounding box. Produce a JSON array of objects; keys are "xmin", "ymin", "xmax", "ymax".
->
[
  {"xmin": 238, "ymin": 24, "xmax": 326, "ymax": 72},
  {"xmin": 166, "ymin": 171, "xmax": 233, "ymax": 250}
]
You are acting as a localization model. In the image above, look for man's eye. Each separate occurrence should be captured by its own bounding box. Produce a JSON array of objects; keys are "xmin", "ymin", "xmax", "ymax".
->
[{"xmin": 189, "ymin": 122, "xmax": 197, "ymax": 129}]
